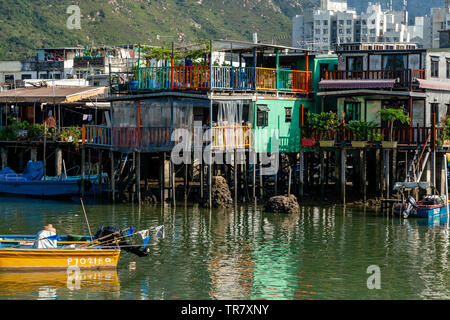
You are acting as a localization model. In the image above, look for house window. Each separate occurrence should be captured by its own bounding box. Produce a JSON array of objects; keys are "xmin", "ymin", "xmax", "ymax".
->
[
  {"xmin": 347, "ymin": 56, "xmax": 363, "ymax": 71},
  {"xmin": 347, "ymin": 20, "xmax": 352, "ymax": 25},
  {"xmin": 257, "ymin": 105, "xmax": 269, "ymax": 127},
  {"xmin": 21, "ymin": 74, "xmax": 32, "ymax": 80},
  {"xmin": 431, "ymin": 56, "xmax": 439, "ymax": 78},
  {"xmin": 4, "ymin": 75, "xmax": 14, "ymax": 82},
  {"xmin": 285, "ymin": 107, "xmax": 292, "ymax": 122},
  {"xmin": 446, "ymin": 59, "xmax": 450, "ymax": 78}
]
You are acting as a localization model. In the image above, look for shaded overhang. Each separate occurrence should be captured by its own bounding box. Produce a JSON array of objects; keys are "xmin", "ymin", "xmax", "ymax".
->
[
  {"xmin": 417, "ymin": 79, "xmax": 450, "ymax": 91},
  {"xmin": 212, "ymin": 39, "xmax": 318, "ymax": 55},
  {"xmin": 317, "ymin": 89, "xmax": 427, "ymax": 98},
  {"xmin": 319, "ymin": 79, "xmax": 396, "ymax": 90}
]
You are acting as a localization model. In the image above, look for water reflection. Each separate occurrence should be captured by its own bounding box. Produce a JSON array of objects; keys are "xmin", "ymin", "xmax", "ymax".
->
[
  {"xmin": 1, "ymin": 196, "xmax": 450, "ymax": 300},
  {"xmin": 0, "ymin": 270, "xmax": 120, "ymax": 300}
]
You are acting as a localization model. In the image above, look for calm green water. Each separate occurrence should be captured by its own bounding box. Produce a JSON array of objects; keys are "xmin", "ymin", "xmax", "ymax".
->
[{"xmin": 0, "ymin": 196, "xmax": 450, "ymax": 300}]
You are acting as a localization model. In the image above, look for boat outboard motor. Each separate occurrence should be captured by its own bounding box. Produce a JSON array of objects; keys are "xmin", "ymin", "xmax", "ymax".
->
[
  {"xmin": 94, "ymin": 226, "xmax": 149, "ymax": 257},
  {"xmin": 403, "ymin": 196, "xmax": 418, "ymax": 219}
]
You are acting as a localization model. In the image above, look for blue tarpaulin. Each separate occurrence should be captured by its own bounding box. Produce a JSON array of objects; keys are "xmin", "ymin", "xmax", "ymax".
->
[{"xmin": 0, "ymin": 161, "xmax": 44, "ymax": 182}]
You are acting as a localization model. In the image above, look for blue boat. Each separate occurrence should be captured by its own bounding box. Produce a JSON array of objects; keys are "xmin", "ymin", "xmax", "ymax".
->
[
  {"xmin": 0, "ymin": 161, "xmax": 87, "ymax": 197},
  {"xmin": 392, "ymin": 182, "xmax": 449, "ymax": 219}
]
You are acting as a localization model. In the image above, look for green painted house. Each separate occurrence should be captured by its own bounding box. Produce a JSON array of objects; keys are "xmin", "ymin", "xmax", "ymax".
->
[{"xmin": 251, "ymin": 54, "xmax": 338, "ymax": 154}]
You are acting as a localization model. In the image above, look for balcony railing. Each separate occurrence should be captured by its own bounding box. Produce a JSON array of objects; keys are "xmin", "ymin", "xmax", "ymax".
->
[
  {"xmin": 138, "ymin": 66, "xmax": 312, "ymax": 93},
  {"xmin": 82, "ymin": 125, "xmax": 253, "ymax": 151},
  {"xmin": 322, "ymin": 69, "xmax": 425, "ymax": 89},
  {"xmin": 301, "ymin": 124, "xmax": 441, "ymax": 147},
  {"xmin": 138, "ymin": 67, "xmax": 171, "ymax": 90}
]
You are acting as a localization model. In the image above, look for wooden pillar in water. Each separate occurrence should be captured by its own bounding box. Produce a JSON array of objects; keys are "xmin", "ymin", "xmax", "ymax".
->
[
  {"xmin": 392, "ymin": 149, "xmax": 397, "ymax": 188},
  {"xmin": 431, "ymin": 150, "xmax": 436, "ymax": 189},
  {"xmin": 335, "ymin": 149, "xmax": 341, "ymax": 196},
  {"xmin": 184, "ymin": 163, "xmax": 188, "ymax": 202},
  {"xmin": 375, "ymin": 149, "xmax": 381, "ymax": 194},
  {"xmin": 320, "ymin": 150, "xmax": 325, "ymax": 195},
  {"xmin": 1, "ymin": 147, "xmax": 7, "ymax": 170},
  {"xmin": 234, "ymin": 150, "xmax": 238, "ymax": 202},
  {"xmin": 340, "ymin": 148, "xmax": 346, "ymax": 204},
  {"xmin": 259, "ymin": 158, "xmax": 263, "ymax": 199},
  {"xmin": 171, "ymin": 158, "xmax": 176, "ymax": 206},
  {"xmin": 252, "ymin": 152, "xmax": 256, "ymax": 201},
  {"xmin": 210, "ymin": 162, "xmax": 213, "ymax": 208},
  {"xmin": 159, "ymin": 153, "xmax": 165, "ymax": 202},
  {"xmin": 98, "ymin": 150, "xmax": 103, "ymax": 198},
  {"xmin": 200, "ymin": 161, "xmax": 204, "ymax": 200},
  {"xmin": 363, "ymin": 149, "xmax": 367, "ymax": 203},
  {"xmin": 299, "ymin": 149, "xmax": 304, "ymax": 198},
  {"xmin": 81, "ymin": 147, "xmax": 85, "ymax": 197},
  {"xmin": 30, "ymin": 147, "xmax": 37, "ymax": 162},
  {"xmin": 384, "ymin": 149, "xmax": 390, "ymax": 199},
  {"xmin": 136, "ymin": 151, "xmax": 141, "ymax": 204},
  {"xmin": 55, "ymin": 148, "xmax": 62, "ymax": 177},
  {"xmin": 110, "ymin": 151, "xmax": 115, "ymax": 202}
]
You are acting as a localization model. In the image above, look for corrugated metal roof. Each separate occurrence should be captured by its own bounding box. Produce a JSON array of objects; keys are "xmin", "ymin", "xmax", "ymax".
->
[{"xmin": 0, "ymin": 86, "xmax": 107, "ymax": 103}]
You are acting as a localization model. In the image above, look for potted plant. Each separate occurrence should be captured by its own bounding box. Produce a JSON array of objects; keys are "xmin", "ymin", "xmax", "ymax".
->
[
  {"xmin": 301, "ymin": 112, "xmax": 316, "ymax": 147},
  {"xmin": 346, "ymin": 120, "xmax": 376, "ymax": 148},
  {"xmin": 309, "ymin": 111, "xmax": 340, "ymax": 148},
  {"xmin": 370, "ymin": 132, "xmax": 383, "ymax": 148},
  {"xmin": 378, "ymin": 108, "xmax": 410, "ymax": 149},
  {"xmin": 60, "ymin": 126, "xmax": 82, "ymax": 150},
  {"xmin": 439, "ymin": 118, "xmax": 450, "ymax": 146},
  {"xmin": 27, "ymin": 123, "xmax": 44, "ymax": 141}
]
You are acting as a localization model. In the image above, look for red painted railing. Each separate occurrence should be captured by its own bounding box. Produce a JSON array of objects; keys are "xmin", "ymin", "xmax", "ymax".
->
[{"xmin": 172, "ymin": 66, "xmax": 210, "ymax": 89}]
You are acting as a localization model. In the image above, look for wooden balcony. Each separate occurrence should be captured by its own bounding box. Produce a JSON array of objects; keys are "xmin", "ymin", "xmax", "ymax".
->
[
  {"xmin": 322, "ymin": 69, "xmax": 425, "ymax": 90},
  {"xmin": 82, "ymin": 125, "xmax": 252, "ymax": 152},
  {"xmin": 138, "ymin": 66, "xmax": 312, "ymax": 93}
]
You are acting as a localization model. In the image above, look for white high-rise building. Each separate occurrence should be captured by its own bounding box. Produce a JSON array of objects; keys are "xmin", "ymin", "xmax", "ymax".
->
[{"xmin": 293, "ymin": 0, "xmax": 413, "ymax": 51}]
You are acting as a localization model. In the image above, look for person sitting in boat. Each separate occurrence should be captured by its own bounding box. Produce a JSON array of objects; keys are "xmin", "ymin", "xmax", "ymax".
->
[{"xmin": 33, "ymin": 224, "xmax": 58, "ymax": 249}]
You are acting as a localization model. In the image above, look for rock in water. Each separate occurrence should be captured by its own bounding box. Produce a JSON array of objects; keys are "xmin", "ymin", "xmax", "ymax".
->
[
  {"xmin": 265, "ymin": 195, "xmax": 300, "ymax": 214},
  {"xmin": 203, "ymin": 176, "xmax": 233, "ymax": 208}
]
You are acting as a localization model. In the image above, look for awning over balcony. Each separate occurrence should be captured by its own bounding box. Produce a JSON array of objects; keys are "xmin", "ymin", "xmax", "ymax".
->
[
  {"xmin": 319, "ymin": 79, "xmax": 396, "ymax": 90},
  {"xmin": 417, "ymin": 79, "xmax": 450, "ymax": 91}
]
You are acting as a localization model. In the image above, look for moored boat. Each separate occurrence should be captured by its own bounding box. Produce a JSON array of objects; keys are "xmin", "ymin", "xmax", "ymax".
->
[
  {"xmin": 0, "ymin": 224, "xmax": 156, "ymax": 271},
  {"xmin": 0, "ymin": 161, "xmax": 86, "ymax": 197},
  {"xmin": 392, "ymin": 182, "xmax": 449, "ymax": 219},
  {"xmin": 0, "ymin": 236, "xmax": 120, "ymax": 271}
]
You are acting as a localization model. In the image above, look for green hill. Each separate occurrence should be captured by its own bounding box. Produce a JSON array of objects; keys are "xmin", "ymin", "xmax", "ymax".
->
[{"xmin": 0, "ymin": 0, "xmax": 314, "ymax": 60}]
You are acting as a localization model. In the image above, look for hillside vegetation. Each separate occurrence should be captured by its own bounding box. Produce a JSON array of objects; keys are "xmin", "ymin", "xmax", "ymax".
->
[{"xmin": 0, "ymin": 0, "xmax": 314, "ymax": 60}]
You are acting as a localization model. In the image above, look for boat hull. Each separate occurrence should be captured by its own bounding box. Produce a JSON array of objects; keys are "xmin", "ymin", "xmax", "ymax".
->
[
  {"xmin": 0, "ymin": 180, "xmax": 80, "ymax": 197},
  {"xmin": 394, "ymin": 204, "xmax": 448, "ymax": 218},
  {"xmin": 0, "ymin": 248, "xmax": 121, "ymax": 271}
]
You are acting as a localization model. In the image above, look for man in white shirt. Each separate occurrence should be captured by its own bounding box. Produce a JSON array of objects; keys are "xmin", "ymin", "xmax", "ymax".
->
[{"xmin": 33, "ymin": 224, "xmax": 58, "ymax": 249}]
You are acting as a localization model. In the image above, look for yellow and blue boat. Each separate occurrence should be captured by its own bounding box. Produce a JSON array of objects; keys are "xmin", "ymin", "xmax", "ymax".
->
[{"xmin": 0, "ymin": 236, "xmax": 121, "ymax": 271}]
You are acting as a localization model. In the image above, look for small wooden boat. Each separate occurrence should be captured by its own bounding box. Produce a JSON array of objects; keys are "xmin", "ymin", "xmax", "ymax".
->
[{"xmin": 0, "ymin": 237, "xmax": 120, "ymax": 271}]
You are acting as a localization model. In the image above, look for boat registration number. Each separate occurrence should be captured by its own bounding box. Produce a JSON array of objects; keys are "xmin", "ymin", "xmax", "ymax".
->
[{"xmin": 67, "ymin": 257, "xmax": 112, "ymax": 266}]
